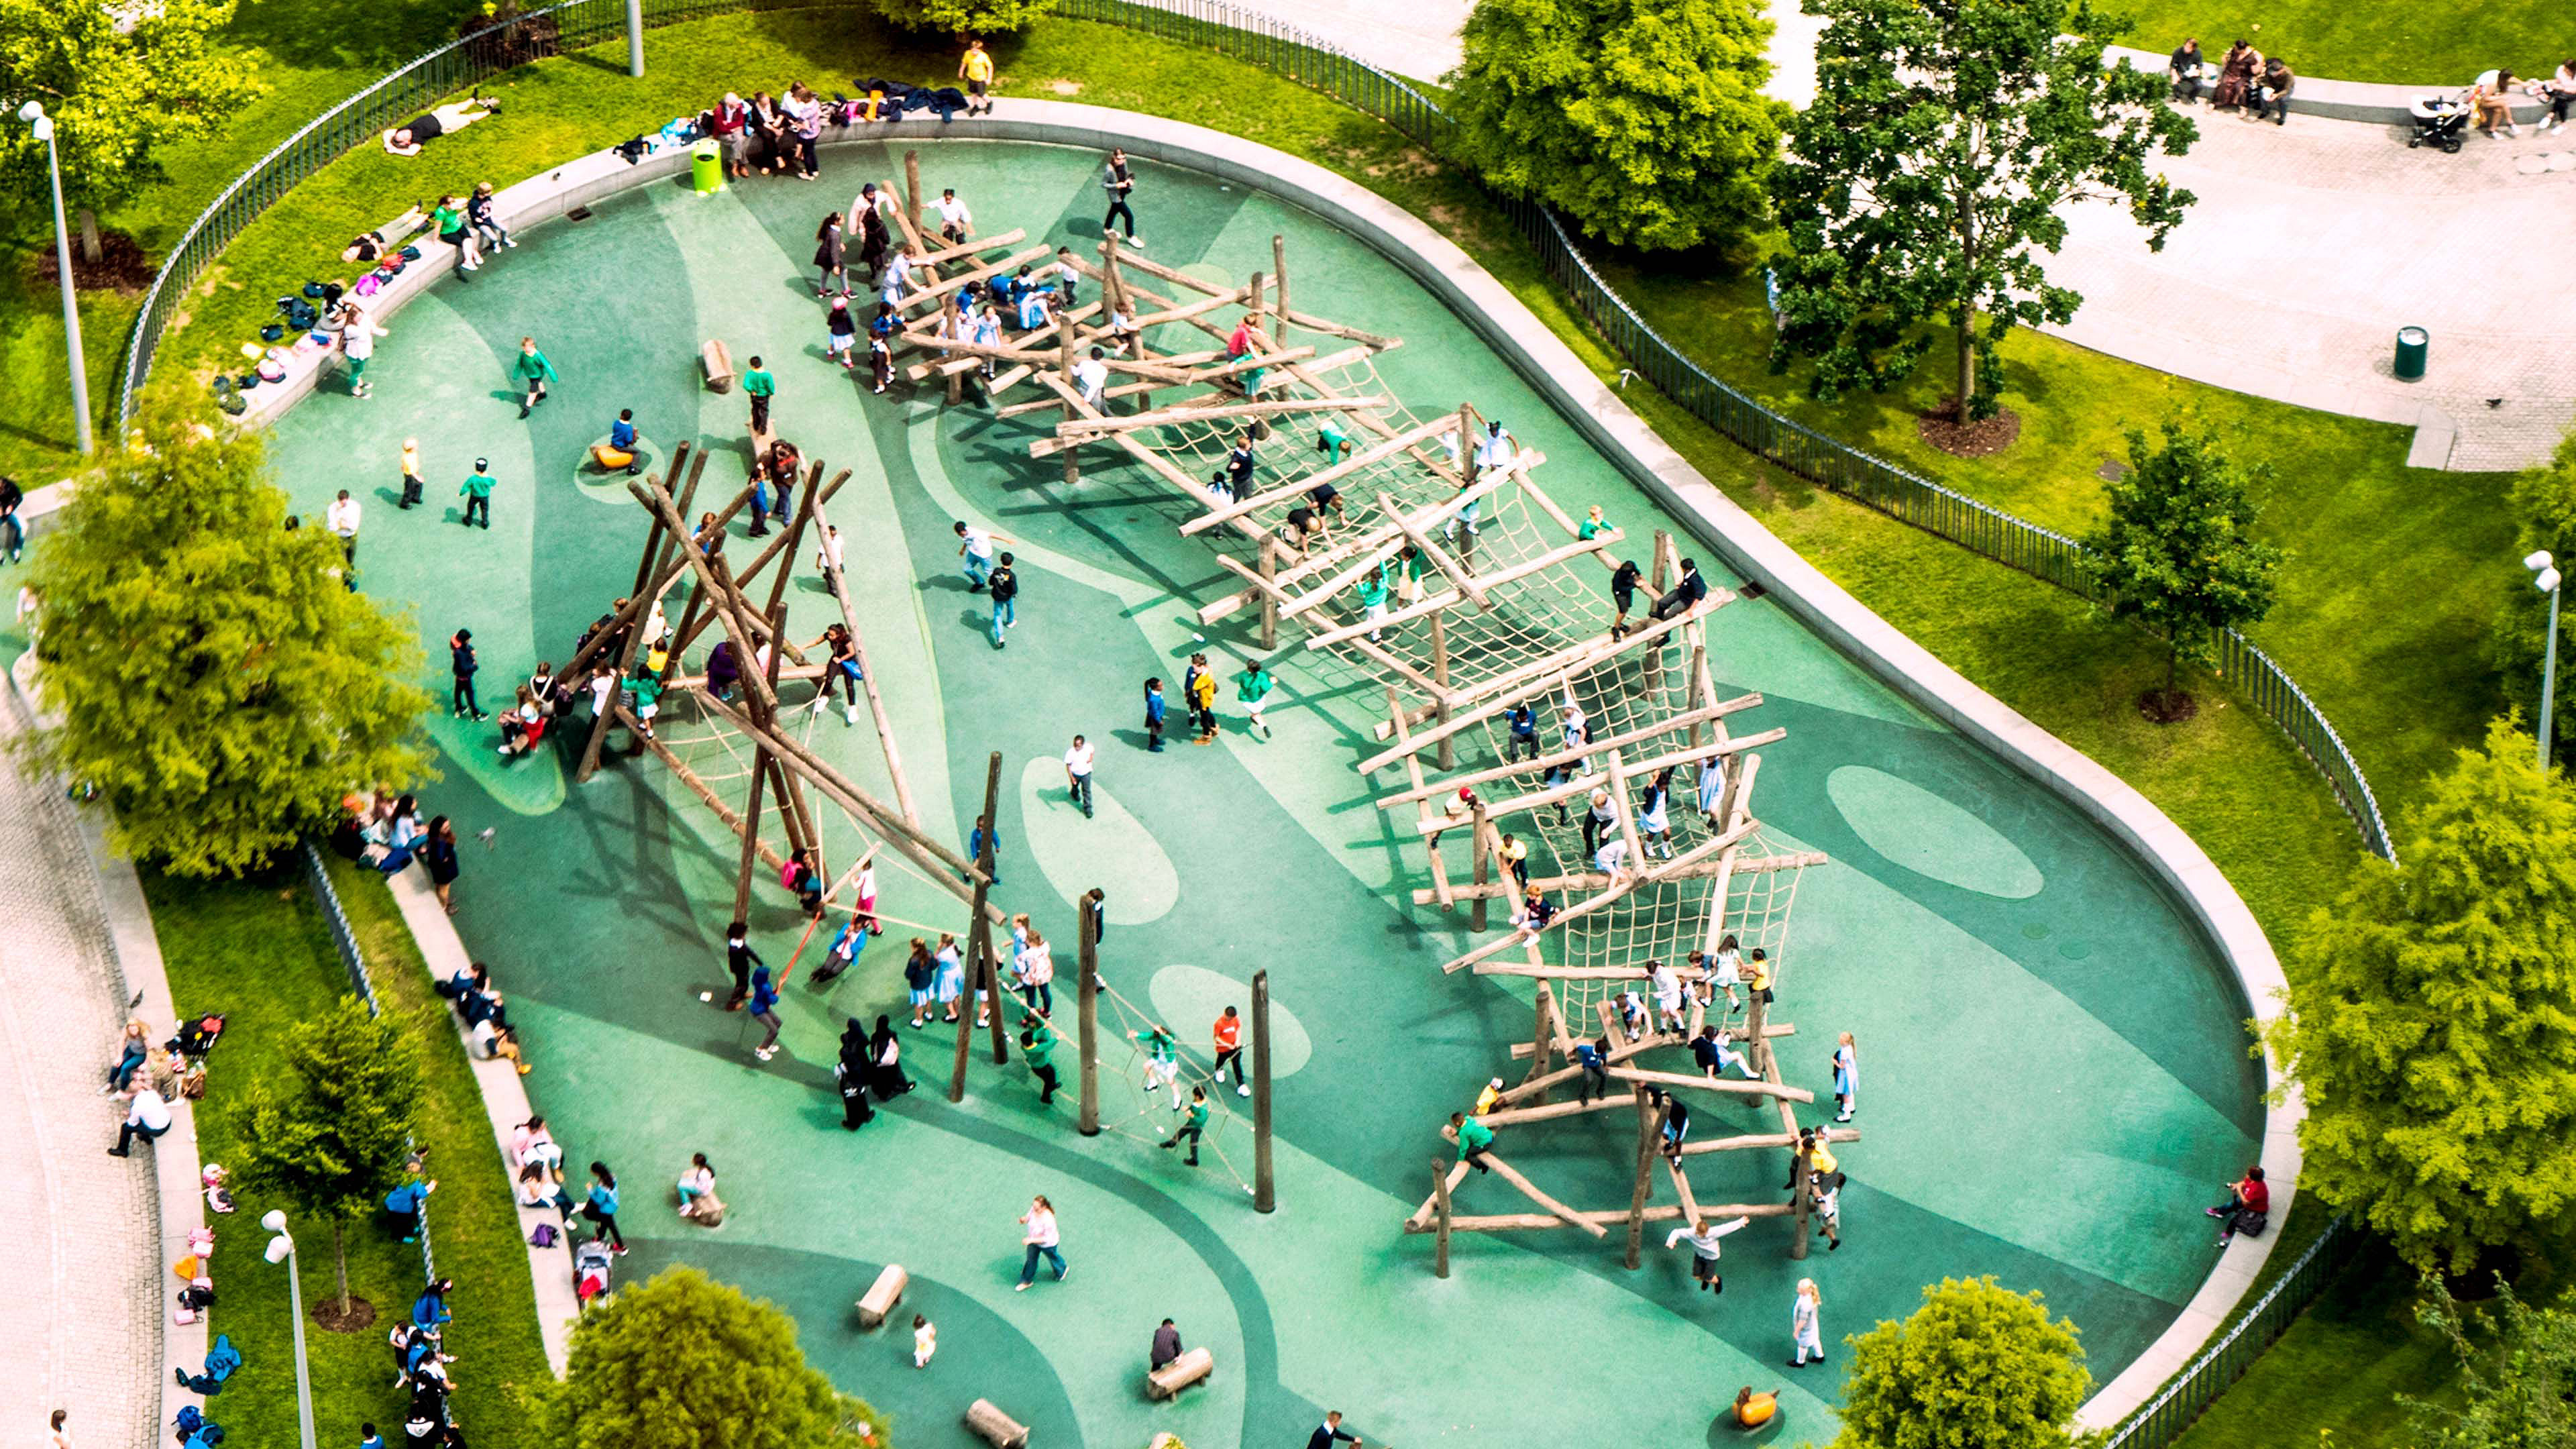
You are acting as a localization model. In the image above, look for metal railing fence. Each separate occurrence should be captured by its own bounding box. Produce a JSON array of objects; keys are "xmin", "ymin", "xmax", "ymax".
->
[
  {"xmin": 302, "ymin": 843, "xmax": 439, "ymax": 1285},
  {"xmin": 2102, "ymin": 1215, "xmax": 2361, "ymax": 1448}
]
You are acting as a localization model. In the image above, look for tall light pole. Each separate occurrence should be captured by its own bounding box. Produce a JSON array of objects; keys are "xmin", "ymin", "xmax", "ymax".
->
[
  {"xmin": 262, "ymin": 1212, "xmax": 321, "ymax": 1449},
  {"xmin": 18, "ymin": 101, "xmax": 92, "ymax": 457},
  {"xmin": 2530, "ymin": 550, "xmax": 2561, "ymax": 770}
]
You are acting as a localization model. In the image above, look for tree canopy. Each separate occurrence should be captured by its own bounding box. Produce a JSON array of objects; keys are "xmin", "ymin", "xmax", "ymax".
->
[
  {"xmin": 24, "ymin": 398, "xmax": 431, "ymax": 875},
  {"xmin": 224, "ymin": 996, "xmax": 424, "ymax": 1308},
  {"xmin": 2263, "ymin": 718, "xmax": 2576, "ymax": 1271},
  {"xmin": 2404, "ymin": 1277, "xmax": 2576, "ymax": 1449},
  {"xmin": 1448, "ymin": 0, "xmax": 1786, "ymax": 252},
  {"xmin": 0, "ymin": 0, "xmax": 260, "ymax": 220},
  {"xmin": 2492, "ymin": 429, "xmax": 2576, "ymax": 755},
  {"xmin": 1768, "ymin": 0, "xmax": 2194, "ymax": 424},
  {"xmin": 527, "ymin": 1267, "xmax": 883, "ymax": 1449},
  {"xmin": 2080, "ymin": 421, "xmax": 2282, "ymax": 705},
  {"xmin": 871, "ymin": 0, "xmax": 1055, "ymax": 34},
  {"xmin": 1833, "ymin": 1276, "xmax": 2094, "ymax": 1449}
]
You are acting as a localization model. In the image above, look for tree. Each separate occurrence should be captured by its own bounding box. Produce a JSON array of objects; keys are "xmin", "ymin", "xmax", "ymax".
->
[
  {"xmin": 2492, "ymin": 429, "xmax": 2576, "ymax": 755},
  {"xmin": 24, "ymin": 396, "xmax": 432, "ymax": 875},
  {"xmin": 0, "ymin": 0, "xmax": 260, "ymax": 248},
  {"xmin": 2078, "ymin": 421, "xmax": 2280, "ymax": 717},
  {"xmin": 2403, "ymin": 1277, "xmax": 2576, "ymax": 1449},
  {"xmin": 1832, "ymin": 1276, "xmax": 2094, "ymax": 1449},
  {"xmin": 1768, "ymin": 0, "xmax": 2194, "ymax": 426},
  {"xmin": 871, "ymin": 0, "xmax": 1055, "ymax": 34},
  {"xmin": 224, "ymin": 997, "xmax": 425, "ymax": 1313},
  {"xmin": 2263, "ymin": 718, "xmax": 2576, "ymax": 1272},
  {"xmin": 526, "ymin": 1267, "xmax": 885, "ymax": 1449},
  {"xmin": 1447, "ymin": 0, "xmax": 1784, "ymax": 252}
]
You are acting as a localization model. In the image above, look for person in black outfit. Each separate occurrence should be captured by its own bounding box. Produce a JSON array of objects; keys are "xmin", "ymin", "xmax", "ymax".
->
[
  {"xmin": 1225, "ymin": 433, "xmax": 1256, "ymax": 501},
  {"xmin": 1607, "ymin": 557, "xmax": 1642, "ymax": 637},
  {"xmin": 1307, "ymin": 1412, "xmax": 1361, "ymax": 1449},
  {"xmin": 724, "ymin": 920, "xmax": 761, "ymax": 1010},
  {"xmin": 449, "ymin": 629, "xmax": 484, "ymax": 720},
  {"xmin": 1149, "ymin": 1318, "xmax": 1182, "ymax": 1371},
  {"xmin": 1649, "ymin": 557, "xmax": 1707, "ymax": 622},
  {"xmin": 1101, "ymin": 148, "xmax": 1138, "ymax": 241},
  {"xmin": 2168, "ymin": 37, "xmax": 2204, "ymax": 100},
  {"xmin": 835, "ymin": 1018, "xmax": 875, "ymax": 1130},
  {"xmin": 0, "ymin": 474, "xmax": 23, "ymax": 563}
]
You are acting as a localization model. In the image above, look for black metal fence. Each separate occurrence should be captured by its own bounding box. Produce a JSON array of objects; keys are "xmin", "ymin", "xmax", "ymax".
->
[
  {"xmin": 2102, "ymin": 1215, "xmax": 2361, "ymax": 1448},
  {"xmin": 302, "ymin": 843, "xmax": 439, "ymax": 1286}
]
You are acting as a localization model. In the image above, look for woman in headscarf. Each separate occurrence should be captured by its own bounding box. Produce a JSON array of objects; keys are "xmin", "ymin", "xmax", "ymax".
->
[
  {"xmin": 868, "ymin": 1014, "xmax": 914, "ymax": 1099},
  {"xmin": 835, "ymin": 1018, "xmax": 875, "ymax": 1130}
]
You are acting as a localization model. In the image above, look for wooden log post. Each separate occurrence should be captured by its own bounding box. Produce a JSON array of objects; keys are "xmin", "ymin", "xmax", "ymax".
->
[
  {"xmin": 1454, "ymin": 403, "xmax": 1477, "ymax": 565},
  {"xmin": 1058, "ymin": 316, "xmax": 1080, "ymax": 486},
  {"xmin": 1246, "ymin": 271, "xmax": 1265, "ymax": 378},
  {"xmin": 1258, "ymin": 539, "xmax": 1279, "ymax": 652},
  {"xmin": 1432, "ymin": 1153, "xmax": 1452, "ymax": 1279},
  {"xmin": 902, "ymin": 150, "xmax": 924, "ymax": 242},
  {"xmin": 951, "ymin": 751, "xmax": 1004, "ymax": 1102},
  {"xmin": 1077, "ymin": 890, "xmax": 1102, "ymax": 1136},
  {"xmin": 1431, "ymin": 608, "xmax": 1455, "ymax": 770},
  {"xmin": 1469, "ymin": 801, "xmax": 1491, "ymax": 933},
  {"xmin": 729, "ymin": 744, "xmax": 772, "ymax": 925},
  {"xmin": 944, "ymin": 295, "xmax": 965, "ymax": 406},
  {"xmin": 1625, "ymin": 1086, "xmax": 1660, "ymax": 1271},
  {"xmin": 1644, "ymin": 527, "xmax": 1670, "ymax": 695},
  {"xmin": 1523, "ymin": 982, "xmax": 1558, "ymax": 1102},
  {"xmin": 1790, "ymin": 1140, "xmax": 1813, "ymax": 1261},
  {"xmin": 1745, "ymin": 979, "xmax": 1772, "ymax": 1077},
  {"xmin": 1252, "ymin": 968, "xmax": 1277, "ymax": 1214}
]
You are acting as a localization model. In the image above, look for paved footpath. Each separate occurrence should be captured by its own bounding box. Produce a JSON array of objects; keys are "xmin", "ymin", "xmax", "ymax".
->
[
  {"xmin": 0, "ymin": 684, "xmax": 165, "ymax": 1449},
  {"xmin": 1192, "ymin": 0, "xmax": 2576, "ymax": 470}
]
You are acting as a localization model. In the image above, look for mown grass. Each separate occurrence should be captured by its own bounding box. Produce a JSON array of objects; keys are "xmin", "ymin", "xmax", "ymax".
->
[
  {"xmin": 2110, "ymin": 0, "xmax": 2555, "ymax": 86},
  {"xmin": 150, "ymin": 858, "xmax": 545, "ymax": 1449}
]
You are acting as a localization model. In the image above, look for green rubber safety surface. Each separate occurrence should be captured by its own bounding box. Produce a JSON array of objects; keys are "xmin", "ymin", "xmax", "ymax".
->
[{"xmin": 264, "ymin": 140, "xmax": 2263, "ymax": 1448}]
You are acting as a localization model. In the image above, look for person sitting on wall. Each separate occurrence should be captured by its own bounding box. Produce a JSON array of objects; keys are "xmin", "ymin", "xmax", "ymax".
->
[
  {"xmin": 2203, "ymin": 1164, "xmax": 2269, "ymax": 1246},
  {"xmin": 383, "ymin": 98, "xmax": 502, "ymax": 156}
]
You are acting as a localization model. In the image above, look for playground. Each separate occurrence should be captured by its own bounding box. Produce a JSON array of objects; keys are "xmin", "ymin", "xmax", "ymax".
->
[{"xmin": 260, "ymin": 137, "xmax": 2267, "ymax": 1447}]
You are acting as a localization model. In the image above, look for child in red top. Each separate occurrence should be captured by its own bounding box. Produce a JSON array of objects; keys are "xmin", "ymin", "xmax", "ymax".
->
[
  {"xmin": 2205, "ymin": 1165, "xmax": 2268, "ymax": 1246},
  {"xmin": 1211, "ymin": 1006, "xmax": 1248, "ymax": 1097}
]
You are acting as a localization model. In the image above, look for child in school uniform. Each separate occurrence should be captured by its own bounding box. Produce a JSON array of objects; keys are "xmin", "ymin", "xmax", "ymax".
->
[{"xmin": 912, "ymin": 1313, "xmax": 936, "ymax": 1368}]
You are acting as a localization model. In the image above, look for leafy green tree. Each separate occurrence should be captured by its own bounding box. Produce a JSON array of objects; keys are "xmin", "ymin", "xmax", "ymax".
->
[
  {"xmin": 2493, "ymin": 429, "xmax": 2576, "ymax": 755},
  {"xmin": 1768, "ymin": 0, "xmax": 2195, "ymax": 425},
  {"xmin": 2404, "ymin": 1277, "xmax": 2576, "ymax": 1449},
  {"xmin": 0, "ymin": 0, "xmax": 260, "ymax": 246},
  {"xmin": 2263, "ymin": 718, "xmax": 2576, "ymax": 1271},
  {"xmin": 527, "ymin": 1267, "xmax": 885, "ymax": 1449},
  {"xmin": 871, "ymin": 0, "xmax": 1055, "ymax": 34},
  {"xmin": 1448, "ymin": 0, "xmax": 1784, "ymax": 252},
  {"xmin": 23, "ymin": 396, "xmax": 431, "ymax": 875},
  {"xmin": 2079, "ymin": 421, "xmax": 2281, "ymax": 713},
  {"xmin": 225, "ymin": 996, "xmax": 425, "ymax": 1312},
  {"xmin": 1832, "ymin": 1276, "xmax": 2095, "ymax": 1449}
]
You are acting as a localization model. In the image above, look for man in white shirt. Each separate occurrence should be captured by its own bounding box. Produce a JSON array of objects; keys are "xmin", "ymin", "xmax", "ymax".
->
[
  {"xmin": 327, "ymin": 489, "xmax": 363, "ymax": 571},
  {"xmin": 1664, "ymin": 1214, "xmax": 1751, "ymax": 1293},
  {"xmin": 1075, "ymin": 347, "xmax": 1110, "ymax": 409},
  {"xmin": 1063, "ymin": 735, "xmax": 1095, "ymax": 819},
  {"xmin": 814, "ymin": 525, "xmax": 844, "ymax": 590},
  {"xmin": 934, "ymin": 188, "xmax": 973, "ymax": 244},
  {"xmin": 111, "ymin": 1087, "xmax": 172, "ymax": 1157},
  {"xmin": 954, "ymin": 519, "xmax": 1006, "ymax": 590}
]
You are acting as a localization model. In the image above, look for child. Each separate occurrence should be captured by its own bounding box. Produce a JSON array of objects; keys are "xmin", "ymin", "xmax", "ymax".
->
[
  {"xmin": 1161, "ymin": 1085, "xmax": 1209, "ymax": 1166},
  {"xmin": 1143, "ymin": 676, "xmax": 1166, "ymax": 752},
  {"xmin": 398, "ymin": 437, "xmax": 424, "ymax": 510},
  {"xmin": 912, "ymin": 1313, "xmax": 936, "ymax": 1368},
  {"xmin": 1236, "ymin": 657, "xmax": 1276, "ymax": 741},
  {"xmin": 904, "ymin": 938, "xmax": 936, "ymax": 1028},
  {"xmin": 868, "ymin": 305, "xmax": 895, "ymax": 394},
  {"xmin": 1132, "ymin": 1024, "xmax": 1181, "ymax": 1108},
  {"xmin": 825, "ymin": 297, "xmax": 857, "ymax": 370},
  {"xmin": 513, "ymin": 336, "xmax": 555, "ymax": 419},
  {"xmin": 1639, "ymin": 766, "xmax": 1674, "ymax": 859}
]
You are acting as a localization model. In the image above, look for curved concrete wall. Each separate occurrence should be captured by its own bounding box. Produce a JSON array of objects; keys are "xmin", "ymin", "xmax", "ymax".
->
[{"xmin": 102, "ymin": 97, "xmax": 2295, "ymax": 1425}]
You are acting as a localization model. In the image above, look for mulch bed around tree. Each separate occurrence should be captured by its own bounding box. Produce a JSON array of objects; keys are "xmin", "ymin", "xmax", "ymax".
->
[
  {"xmin": 312, "ymin": 1295, "xmax": 378, "ymax": 1333},
  {"xmin": 2139, "ymin": 688, "xmax": 2201, "ymax": 724},
  {"xmin": 1915, "ymin": 400, "xmax": 2023, "ymax": 458},
  {"xmin": 30, "ymin": 230, "xmax": 156, "ymax": 294}
]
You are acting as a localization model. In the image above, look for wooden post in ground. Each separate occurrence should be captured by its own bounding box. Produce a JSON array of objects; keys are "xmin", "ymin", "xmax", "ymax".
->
[
  {"xmin": 944, "ymin": 296, "xmax": 965, "ymax": 406},
  {"xmin": 1432, "ymin": 1154, "xmax": 1452, "ymax": 1278},
  {"xmin": 1625, "ymin": 1087, "xmax": 1659, "ymax": 1270},
  {"xmin": 1523, "ymin": 983, "xmax": 1558, "ymax": 1102},
  {"xmin": 1469, "ymin": 801, "xmax": 1491, "ymax": 932},
  {"xmin": 903, "ymin": 150, "xmax": 923, "ymax": 241},
  {"xmin": 1431, "ymin": 608, "xmax": 1455, "ymax": 770},
  {"xmin": 1790, "ymin": 1142, "xmax": 1813, "ymax": 1260},
  {"xmin": 1258, "ymin": 539, "xmax": 1279, "ymax": 652},
  {"xmin": 1058, "ymin": 317, "xmax": 1080, "ymax": 486},
  {"xmin": 1271, "ymin": 235, "xmax": 1289, "ymax": 349},
  {"xmin": 1454, "ymin": 404, "xmax": 1477, "ymax": 565},
  {"xmin": 951, "ymin": 751, "xmax": 1003, "ymax": 1102},
  {"xmin": 1252, "ymin": 968, "xmax": 1277, "ymax": 1214},
  {"xmin": 1644, "ymin": 528, "xmax": 1671, "ymax": 694},
  {"xmin": 1745, "ymin": 985, "xmax": 1771, "ymax": 1076},
  {"xmin": 1686, "ymin": 642, "xmax": 1709, "ymax": 745},
  {"xmin": 729, "ymin": 745, "xmax": 771, "ymax": 926},
  {"xmin": 1077, "ymin": 892, "xmax": 1102, "ymax": 1136}
]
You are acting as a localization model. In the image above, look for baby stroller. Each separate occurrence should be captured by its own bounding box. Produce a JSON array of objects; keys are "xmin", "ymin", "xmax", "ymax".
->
[
  {"xmin": 574, "ymin": 1238, "xmax": 614, "ymax": 1309},
  {"xmin": 2408, "ymin": 97, "xmax": 2469, "ymax": 152}
]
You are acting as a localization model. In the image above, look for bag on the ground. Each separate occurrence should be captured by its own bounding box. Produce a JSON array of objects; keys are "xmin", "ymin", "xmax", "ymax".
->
[{"xmin": 2232, "ymin": 1207, "xmax": 2268, "ymax": 1238}]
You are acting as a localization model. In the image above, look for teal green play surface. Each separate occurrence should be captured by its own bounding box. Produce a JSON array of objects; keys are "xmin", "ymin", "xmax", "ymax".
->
[{"xmin": 260, "ymin": 140, "xmax": 2263, "ymax": 1448}]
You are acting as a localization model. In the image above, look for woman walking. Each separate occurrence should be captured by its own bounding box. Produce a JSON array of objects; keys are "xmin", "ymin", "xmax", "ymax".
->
[
  {"xmin": 1789, "ymin": 1279, "xmax": 1825, "ymax": 1367},
  {"xmin": 868, "ymin": 1014, "xmax": 914, "ymax": 1098},
  {"xmin": 814, "ymin": 212, "xmax": 848, "ymax": 297},
  {"xmin": 835, "ymin": 1018, "xmax": 875, "ymax": 1130},
  {"xmin": 423, "ymin": 817, "xmax": 461, "ymax": 914},
  {"xmin": 582, "ymin": 1163, "xmax": 626, "ymax": 1253},
  {"xmin": 1832, "ymin": 1032, "xmax": 1858, "ymax": 1122},
  {"xmin": 1016, "ymin": 1194, "xmax": 1067, "ymax": 1291}
]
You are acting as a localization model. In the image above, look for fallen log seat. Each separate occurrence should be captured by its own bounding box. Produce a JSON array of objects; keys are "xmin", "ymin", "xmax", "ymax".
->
[
  {"xmin": 702, "ymin": 339, "xmax": 735, "ymax": 392},
  {"xmin": 854, "ymin": 1263, "xmax": 906, "ymax": 1329},
  {"xmin": 1146, "ymin": 1346, "xmax": 1215, "ymax": 1400},
  {"xmin": 964, "ymin": 1398, "xmax": 1031, "ymax": 1449}
]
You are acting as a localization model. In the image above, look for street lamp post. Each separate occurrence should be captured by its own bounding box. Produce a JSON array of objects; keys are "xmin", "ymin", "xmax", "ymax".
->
[
  {"xmin": 2529, "ymin": 550, "xmax": 2561, "ymax": 770},
  {"xmin": 17, "ymin": 101, "xmax": 93, "ymax": 457},
  {"xmin": 262, "ymin": 1212, "xmax": 321, "ymax": 1449}
]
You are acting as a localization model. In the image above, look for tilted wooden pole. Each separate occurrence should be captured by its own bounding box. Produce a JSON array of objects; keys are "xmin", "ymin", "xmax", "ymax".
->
[
  {"xmin": 1077, "ymin": 892, "xmax": 1102, "ymax": 1136},
  {"xmin": 1432, "ymin": 1154, "xmax": 1452, "ymax": 1278},
  {"xmin": 806, "ymin": 496, "xmax": 919, "ymax": 827},
  {"xmin": 1626, "ymin": 1088, "xmax": 1662, "ymax": 1271},
  {"xmin": 1253, "ymin": 968, "xmax": 1276, "ymax": 1214},
  {"xmin": 950, "ymin": 751, "xmax": 1003, "ymax": 1102}
]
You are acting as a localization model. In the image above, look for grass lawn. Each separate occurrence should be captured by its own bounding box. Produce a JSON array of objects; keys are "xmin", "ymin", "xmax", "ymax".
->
[
  {"xmin": 2109, "ymin": 0, "xmax": 2553, "ymax": 86},
  {"xmin": 149, "ymin": 857, "xmax": 546, "ymax": 1449}
]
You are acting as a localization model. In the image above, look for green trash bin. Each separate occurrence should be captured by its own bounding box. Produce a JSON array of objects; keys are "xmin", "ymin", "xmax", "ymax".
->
[
  {"xmin": 690, "ymin": 140, "xmax": 724, "ymax": 196},
  {"xmin": 2394, "ymin": 326, "xmax": 2429, "ymax": 381}
]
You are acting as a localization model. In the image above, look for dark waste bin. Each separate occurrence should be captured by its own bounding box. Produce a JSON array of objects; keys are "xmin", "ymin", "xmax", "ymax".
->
[{"xmin": 2395, "ymin": 326, "xmax": 2429, "ymax": 381}]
